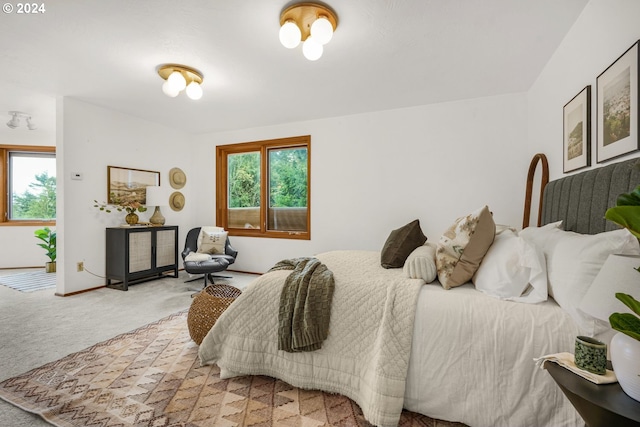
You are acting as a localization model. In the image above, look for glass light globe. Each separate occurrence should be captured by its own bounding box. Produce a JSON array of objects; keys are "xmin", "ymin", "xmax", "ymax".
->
[
  {"xmin": 162, "ymin": 80, "xmax": 179, "ymax": 97},
  {"xmin": 302, "ymin": 36, "xmax": 323, "ymax": 61},
  {"xmin": 279, "ymin": 20, "xmax": 301, "ymax": 49},
  {"xmin": 310, "ymin": 16, "xmax": 333, "ymax": 45},
  {"xmin": 185, "ymin": 81, "xmax": 203, "ymax": 100},
  {"xmin": 167, "ymin": 71, "xmax": 186, "ymax": 92}
]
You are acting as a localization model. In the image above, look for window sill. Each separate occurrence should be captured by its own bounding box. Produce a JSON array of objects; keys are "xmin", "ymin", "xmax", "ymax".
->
[
  {"xmin": 227, "ymin": 229, "xmax": 310, "ymax": 240},
  {"xmin": 0, "ymin": 220, "xmax": 56, "ymax": 227}
]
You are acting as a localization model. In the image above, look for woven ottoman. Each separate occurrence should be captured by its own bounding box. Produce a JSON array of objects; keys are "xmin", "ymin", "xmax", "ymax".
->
[{"xmin": 187, "ymin": 284, "xmax": 242, "ymax": 345}]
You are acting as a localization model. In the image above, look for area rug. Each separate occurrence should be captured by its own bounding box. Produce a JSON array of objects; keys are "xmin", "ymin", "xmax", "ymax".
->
[
  {"xmin": 0, "ymin": 311, "xmax": 465, "ymax": 427},
  {"xmin": 0, "ymin": 270, "xmax": 55, "ymax": 292}
]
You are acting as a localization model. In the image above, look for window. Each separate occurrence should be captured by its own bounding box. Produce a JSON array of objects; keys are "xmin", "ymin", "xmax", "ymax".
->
[
  {"xmin": 0, "ymin": 145, "xmax": 56, "ymax": 225},
  {"xmin": 216, "ymin": 135, "xmax": 310, "ymax": 239}
]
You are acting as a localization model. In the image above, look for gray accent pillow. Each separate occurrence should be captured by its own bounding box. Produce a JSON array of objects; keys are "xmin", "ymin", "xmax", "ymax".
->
[{"xmin": 381, "ymin": 219, "xmax": 427, "ymax": 269}]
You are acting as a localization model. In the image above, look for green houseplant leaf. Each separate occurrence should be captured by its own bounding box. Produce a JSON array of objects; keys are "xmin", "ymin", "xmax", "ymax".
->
[
  {"xmin": 605, "ymin": 206, "xmax": 640, "ymax": 239},
  {"xmin": 609, "ymin": 293, "xmax": 640, "ymax": 342},
  {"xmin": 34, "ymin": 227, "xmax": 56, "ymax": 263},
  {"xmin": 609, "ymin": 313, "xmax": 640, "ymax": 341},
  {"xmin": 615, "ymin": 292, "xmax": 640, "ymax": 316}
]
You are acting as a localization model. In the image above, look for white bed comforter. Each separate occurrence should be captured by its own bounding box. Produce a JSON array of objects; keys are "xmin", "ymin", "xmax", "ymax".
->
[
  {"xmin": 404, "ymin": 283, "xmax": 583, "ymax": 427},
  {"xmin": 200, "ymin": 250, "xmax": 584, "ymax": 427},
  {"xmin": 198, "ymin": 250, "xmax": 424, "ymax": 427}
]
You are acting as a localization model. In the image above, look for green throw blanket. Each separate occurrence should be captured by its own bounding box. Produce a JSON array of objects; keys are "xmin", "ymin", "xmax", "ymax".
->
[{"xmin": 270, "ymin": 257, "xmax": 335, "ymax": 352}]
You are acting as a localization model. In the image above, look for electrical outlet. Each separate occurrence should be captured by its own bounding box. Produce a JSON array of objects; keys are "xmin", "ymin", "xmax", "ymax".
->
[{"xmin": 77, "ymin": 262, "xmax": 84, "ymax": 272}]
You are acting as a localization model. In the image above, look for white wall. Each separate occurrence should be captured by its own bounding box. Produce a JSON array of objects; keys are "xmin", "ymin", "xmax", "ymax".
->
[
  {"xmin": 193, "ymin": 93, "xmax": 528, "ymax": 273},
  {"xmin": 527, "ymin": 0, "xmax": 640, "ymax": 179},
  {"xmin": 57, "ymin": 98, "xmax": 194, "ymax": 294},
  {"xmin": 0, "ymin": 112, "xmax": 56, "ymax": 269}
]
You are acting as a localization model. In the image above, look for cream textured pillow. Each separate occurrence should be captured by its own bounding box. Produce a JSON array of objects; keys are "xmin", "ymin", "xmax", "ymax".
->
[
  {"xmin": 436, "ymin": 205, "xmax": 496, "ymax": 289},
  {"xmin": 197, "ymin": 229, "xmax": 227, "ymax": 255},
  {"xmin": 403, "ymin": 243, "xmax": 437, "ymax": 283}
]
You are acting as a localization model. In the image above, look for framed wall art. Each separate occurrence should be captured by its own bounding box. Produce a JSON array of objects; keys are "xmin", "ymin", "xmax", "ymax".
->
[
  {"xmin": 107, "ymin": 166, "xmax": 160, "ymax": 205},
  {"xmin": 563, "ymin": 85, "xmax": 591, "ymax": 173},
  {"xmin": 596, "ymin": 40, "xmax": 639, "ymax": 163}
]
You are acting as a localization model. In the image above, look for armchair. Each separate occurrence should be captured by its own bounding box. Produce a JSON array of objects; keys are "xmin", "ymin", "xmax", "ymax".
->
[{"xmin": 181, "ymin": 227, "xmax": 238, "ymax": 288}]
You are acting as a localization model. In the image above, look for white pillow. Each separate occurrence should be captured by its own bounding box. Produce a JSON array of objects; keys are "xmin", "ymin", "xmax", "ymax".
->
[
  {"xmin": 197, "ymin": 227, "xmax": 227, "ymax": 255},
  {"xmin": 519, "ymin": 221, "xmax": 564, "ymax": 297},
  {"xmin": 472, "ymin": 228, "xmax": 547, "ymax": 303},
  {"xmin": 403, "ymin": 243, "xmax": 437, "ymax": 283},
  {"xmin": 522, "ymin": 226, "xmax": 640, "ymax": 335}
]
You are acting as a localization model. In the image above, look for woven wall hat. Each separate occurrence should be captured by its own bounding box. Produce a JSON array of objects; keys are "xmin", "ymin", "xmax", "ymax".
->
[
  {"xmin": 169, "ymin": 167, "xmax": 187, "ymax": 189},
  {"xmin": 169, "ymin": 191, "xmax": 185, "ymax": 211}
]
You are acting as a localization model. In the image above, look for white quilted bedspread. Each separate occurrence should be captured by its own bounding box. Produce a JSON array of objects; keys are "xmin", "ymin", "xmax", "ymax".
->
[{"xmin": 198, "ymin": 250, "xmax": 424, "ymax": 427}]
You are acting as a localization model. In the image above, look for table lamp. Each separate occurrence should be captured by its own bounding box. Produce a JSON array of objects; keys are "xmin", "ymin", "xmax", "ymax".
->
[
  {"xmin": 580, "ymin": 254, "xmax": 640, "ymax": 327},
  {"xmin": 579, "ymin": 253, "xmax": 640, "ymax": 402},
  {"xmin": 145, "ymin": 186, "xmax": 166, "ymax": 226}
]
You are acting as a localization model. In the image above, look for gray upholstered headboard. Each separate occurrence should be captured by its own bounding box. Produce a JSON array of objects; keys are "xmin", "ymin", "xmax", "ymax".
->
[{"xmin": 541, "ymin": 157, "xmax": 640, "ymax": 234}]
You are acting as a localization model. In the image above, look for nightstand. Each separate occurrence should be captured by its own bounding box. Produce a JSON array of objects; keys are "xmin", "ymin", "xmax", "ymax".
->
[{"xmin": 544, "ymin": 361, "xmax": 640, "ymax": 427}]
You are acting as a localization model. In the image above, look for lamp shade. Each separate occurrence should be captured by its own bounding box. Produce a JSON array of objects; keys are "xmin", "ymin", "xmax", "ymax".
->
[
  {"xmin": 311, "ymin": 16, "xmax": 333, "ymax": 45},
  {"xmin": 579, "ymin": 254, "xmax": 640, "ymax": 324},
  {"xmin": 279, "ymin": 20, "xmax": 301, "ymax": 49},
  {"xmin": 167, "ymin": 71, "xmax": 187, "ymax": 92},
  {"xmin": 185, "ymin": 81, "xmax": 203, "ymax": 100},
  {"xmin": 302, "ymin": 36, "xmax": 323, "ymax": 60},
  {"xmin": 162, "ymin": 81, "xmax": 179, "ymax": 97},
  {"xmin": 145, "ymin": 186, "xmax": 165, "ymax": 207}
]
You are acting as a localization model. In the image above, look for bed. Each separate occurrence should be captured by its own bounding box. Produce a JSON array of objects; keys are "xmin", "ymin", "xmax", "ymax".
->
[{"xmin": 199, "ymin": 155, "xmax": 640, "ymax": 427}]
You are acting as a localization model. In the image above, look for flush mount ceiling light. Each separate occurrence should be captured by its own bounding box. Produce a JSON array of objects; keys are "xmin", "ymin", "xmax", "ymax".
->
[
  {"xmin": 157, "ymin": 64, "xmax": 204, "ymax": 100},
  {"xmin": 6, "ymin": 111, "xmax": 36, "ymax": 130},
  {"xmin": 279, "ymin": 2, "xmax": 338, "ymax": 61}
]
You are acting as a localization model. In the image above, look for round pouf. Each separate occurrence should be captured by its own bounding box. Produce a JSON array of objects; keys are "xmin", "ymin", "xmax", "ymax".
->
[{"xmin": 187, "ymin": 284, "xmax": 242, "ymax": 345}]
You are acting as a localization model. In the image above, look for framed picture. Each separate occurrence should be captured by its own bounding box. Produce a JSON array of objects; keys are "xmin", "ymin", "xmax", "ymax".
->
[
  {"xmin": 563, "ymin": 85, "xmax": 591, "ymax": 173},
  {"xmin": 107, "ymin": 166, "xmax": 160, "ymax": 205},
  {"xmin": 596, "ymin": 40, "xmax": 639, "ymax": 163}
]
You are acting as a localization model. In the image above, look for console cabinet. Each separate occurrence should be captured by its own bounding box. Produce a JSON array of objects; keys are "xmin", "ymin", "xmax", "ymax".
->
[{"xmin": 105, "ymin": 226, "xmax": 179, "ymax": 291}]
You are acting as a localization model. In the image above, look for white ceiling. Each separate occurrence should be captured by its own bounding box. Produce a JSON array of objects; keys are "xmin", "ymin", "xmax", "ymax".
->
[{"xmin": 0, "ymin": 0, "xmax": 589, "ymax": 137}]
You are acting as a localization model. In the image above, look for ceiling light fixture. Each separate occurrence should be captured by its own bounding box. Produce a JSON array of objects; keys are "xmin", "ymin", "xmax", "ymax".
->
[
  {"xmin": 279, "ymin": 2, "xmax": 338, "ymax": 61},
  {"xmin": 157, "ymin": 64, "xmax": 204, "ymax": 100},
  {"xmin": 6, "ymin": 111, "xmax": 36, "ymax": 130}
]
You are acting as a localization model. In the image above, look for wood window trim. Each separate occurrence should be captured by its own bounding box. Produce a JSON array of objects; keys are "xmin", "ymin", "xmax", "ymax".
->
[
  {"xmin": 0, "ymin": 144, "xmax": 56, "ymax": 226},
  {"xmin": 216, "ymin": 135, "xmax": 311, "ymax": 240}
]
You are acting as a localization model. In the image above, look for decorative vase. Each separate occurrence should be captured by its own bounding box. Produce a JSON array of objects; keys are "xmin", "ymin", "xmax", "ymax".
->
[
  {"xmin": 610, "ymin": 332, "xmax": 640, "ymax": 402},
  {"xmin": 125, "ymin": 212, "xmax": 139, "ymax": 225}
]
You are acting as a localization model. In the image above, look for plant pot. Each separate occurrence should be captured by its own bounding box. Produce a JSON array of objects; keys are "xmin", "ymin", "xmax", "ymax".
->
[
  {"xmin": 610, "ymin": 331, "xmax": 640, "ymax": 402},
  {"xmin": 125, "ymin": 213, "xmax": 139, "ymax": 225},
  {"xmin": 45, "ymin": 261, "xmax": 56, "ymax": 273}
]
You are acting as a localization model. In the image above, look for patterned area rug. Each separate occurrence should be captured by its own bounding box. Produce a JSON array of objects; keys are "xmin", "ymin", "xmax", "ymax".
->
[
  {"xmin": 0, "ymin": 311, "xmax": 465, "ymax": 427},
  {"xmin": 0, "ymin": 270, "xmax": 55, "ymax": 292}
]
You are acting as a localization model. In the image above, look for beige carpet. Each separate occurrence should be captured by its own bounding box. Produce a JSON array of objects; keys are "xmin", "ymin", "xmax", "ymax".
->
[{"xmin": 0, "ymin": 310, "xmax": 465, "ymax": 427}]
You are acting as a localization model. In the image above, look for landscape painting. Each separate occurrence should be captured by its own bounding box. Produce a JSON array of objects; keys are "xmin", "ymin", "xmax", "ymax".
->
[
  {"xmin": 597, "ymin": 40, "xmax": 639, "ymax": 163},
  {"xmin": 602, "ymin": 67, "xmax": 631, "ymax": 147},
  {"xmin": 563, "ymin": 86, "xmax": 591, "ymax": 173},
  {"xmin": 107, "ymin": 166, "xmax": 160, "ymax": 205}
]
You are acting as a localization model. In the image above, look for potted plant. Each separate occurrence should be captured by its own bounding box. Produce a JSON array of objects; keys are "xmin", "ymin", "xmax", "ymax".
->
[
  {"xmin": 94, "ymin": 193, "xmax": 147, "ymax": 225},
  {"xmin": 604, "ymin": 186, "xmax": 640, "ymax": 401},
  {"xmin": 34, "ymin": 227, "xmax": 56, "ymax": 273}
]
